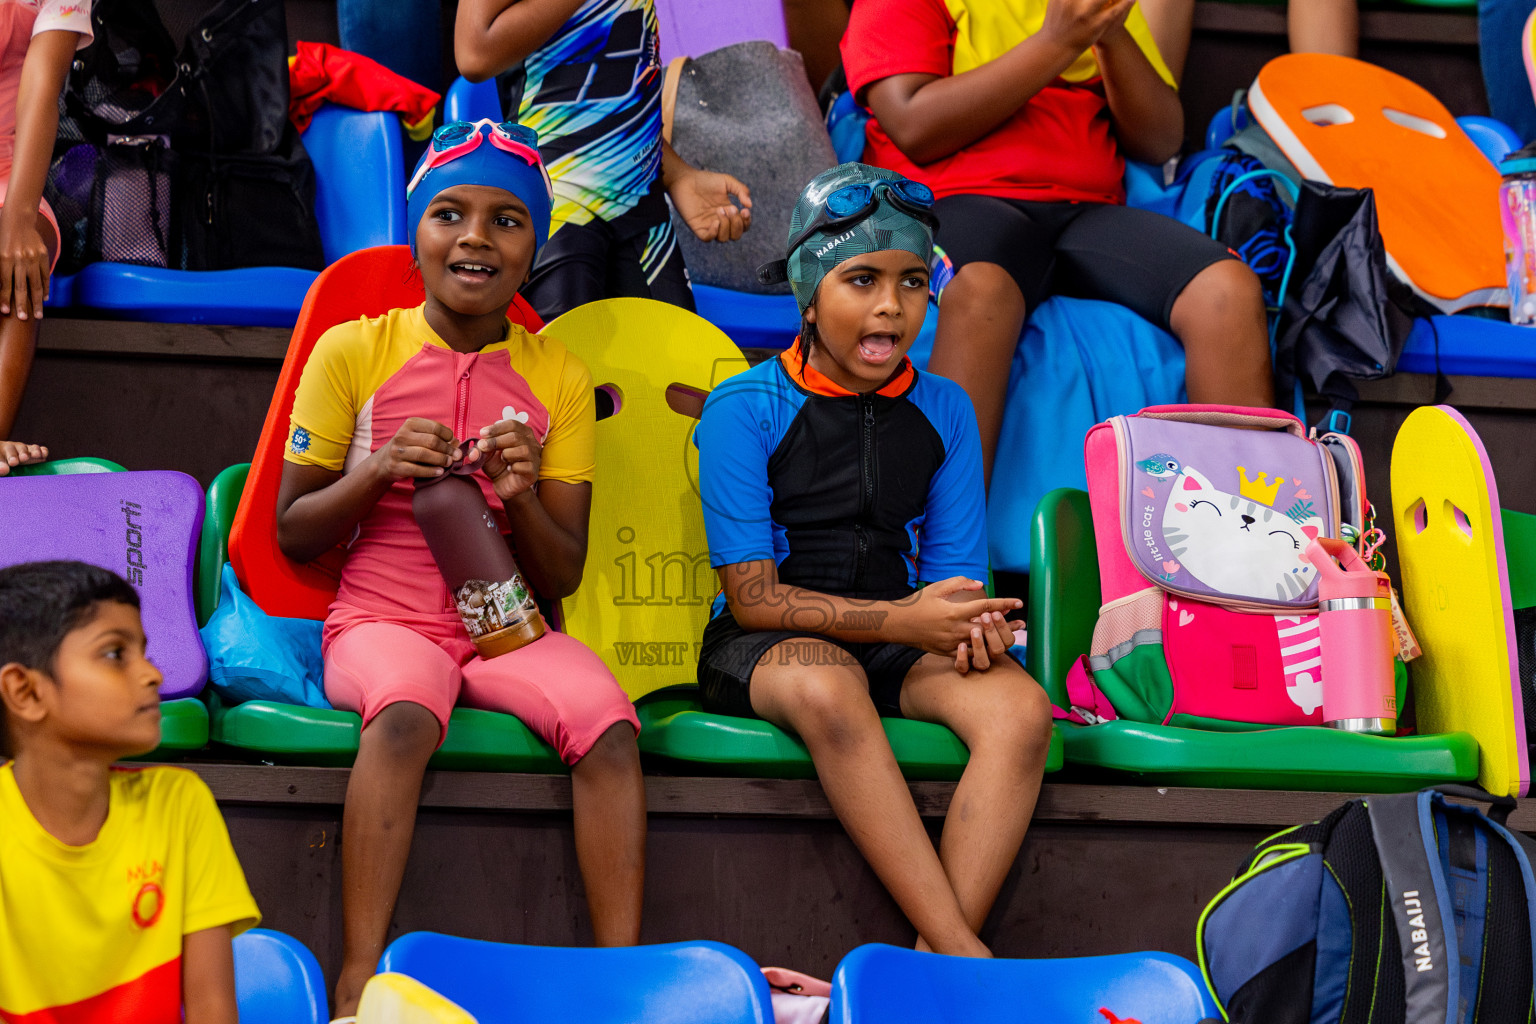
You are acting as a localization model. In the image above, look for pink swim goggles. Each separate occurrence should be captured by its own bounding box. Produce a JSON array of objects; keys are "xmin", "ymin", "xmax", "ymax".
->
[{"xmin": 406, "ymin": 119, "xmax": 547, "ymax": 200}]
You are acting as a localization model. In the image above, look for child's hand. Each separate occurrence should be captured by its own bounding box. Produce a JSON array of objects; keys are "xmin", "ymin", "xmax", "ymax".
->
[
  {"xmin": 473, "ymin": 417, "xmax": 542, "ymax": 502},
  {"xmin": 668, "ymin": 166, "xmax": 754, "ymax": 243},
  {"xmin": 0, "ymin": 440, "xmax": 47, "ymax": 476},
  {"xmin": 1091, "ymin": 0, "xmax": 1136, "ymax": 50},
  {"xmin": 0, "ymin": 211, "xmax": 50, "ymax": 321},
  {"xmin": 373, "ymin": 417, "xmax": 457, "ymax": 481},
  {"xmin": 896, "ymin": 577, "xmax": 1024, "ymax": 658},
  {"xmin": 954, "ymin": 610, "xmax": 1023, "ymax": 675},
  {"xmin": 1040, "ymin": 0, "xmax": 1137, "ymax": 55}
]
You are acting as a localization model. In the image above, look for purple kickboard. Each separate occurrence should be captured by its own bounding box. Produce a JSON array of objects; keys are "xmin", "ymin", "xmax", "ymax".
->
[
  {"xmin": 655, "ymin": 0, "xmax": 788, "ymax": 61},
  {"xmin": 0, "ymin": 471, "xmax": 207, "ymax": 698}
]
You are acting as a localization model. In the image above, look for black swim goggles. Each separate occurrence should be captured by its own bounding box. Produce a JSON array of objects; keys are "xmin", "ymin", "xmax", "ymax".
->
[{"xmin": 757, "ymin": 178, "xmax": 938, "ymax": 286}]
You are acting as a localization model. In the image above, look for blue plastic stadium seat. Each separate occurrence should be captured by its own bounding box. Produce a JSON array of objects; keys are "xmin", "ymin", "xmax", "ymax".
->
[
  {"xmin": 1206, "ymin": 105, "xmax": 1253, "ymax": 150},
  {"xmin": 43, "ymin": 271, "xmax": 76, "ymax": 310},
  {"xmin": 233, "ymin": 928, "xmax": 327, "ymax": 1024},
  {"xmin": 1398, "ymin": 315, "xmax": 1536, "ymax": 378},
  {"xmin": 68, "ymin": 105, "xmax": 406, "ymax": 326},
  {"xmin": 829, "ymin": 944, "xmax": 1219, "ymax": 1024},
  {"xmin": 73, "ymin": 263, "xmax": 320, "ymax": 326},
  {"xmin": 696, "ymin": 286, "xmax": 940, "ymax": 351},
  {"xmin": 445, "ymin": 76, "xmax": 502, "ymax": 123},
  {"xmin": 1457, "ymin": 115, "xmax": 1522, "ymax": 166},
  {"xmin": 379, "ymin": 933, "xmax": 774, "ymax": 1024},
  {"xmin": 692, "ymin": 285, "xmax": 801, "ymax": 348}
]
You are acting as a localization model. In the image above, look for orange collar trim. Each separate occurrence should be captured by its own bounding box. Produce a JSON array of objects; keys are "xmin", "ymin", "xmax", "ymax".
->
[{"xmin": 779, "ymin": 338, "xmax": 916, "ymax": 398}]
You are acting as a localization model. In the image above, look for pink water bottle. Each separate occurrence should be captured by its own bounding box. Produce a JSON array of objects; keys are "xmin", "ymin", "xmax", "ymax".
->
[{"xmin": 1304, "ymin": 536, "xmax": 1397, "ymax": 734}]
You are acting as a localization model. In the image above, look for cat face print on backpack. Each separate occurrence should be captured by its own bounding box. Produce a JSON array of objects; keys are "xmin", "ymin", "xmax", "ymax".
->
[{"xmin": 1161, "ymin": 466, "xmax": 1324, "ymax": 601}]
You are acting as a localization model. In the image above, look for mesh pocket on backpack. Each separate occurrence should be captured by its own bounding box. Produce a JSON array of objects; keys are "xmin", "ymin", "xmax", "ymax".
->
[
  {"xmin": 1090, "ymin": 587, "xmax": 1163, "ymax": 658},
  {"xmin": 90, "ymin": 138, "xmax": 175, "ymax": 267},
  {"xmin": 44, "ymin": 142, "xmax": 100, "ymax": 274}
]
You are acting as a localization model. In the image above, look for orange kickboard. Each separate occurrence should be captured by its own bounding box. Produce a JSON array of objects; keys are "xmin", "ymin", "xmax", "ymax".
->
[{"xmin": 1250, "ymin": 54, "xmax": 1504, "ymax": 311}]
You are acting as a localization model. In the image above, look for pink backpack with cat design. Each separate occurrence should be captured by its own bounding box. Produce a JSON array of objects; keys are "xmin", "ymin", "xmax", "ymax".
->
[{"xmin": 1075, "ymin": 405, "xmax": 1368, "ymax": 729}]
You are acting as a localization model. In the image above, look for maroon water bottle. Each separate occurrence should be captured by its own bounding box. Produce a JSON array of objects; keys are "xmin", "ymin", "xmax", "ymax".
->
[{"xmin": 413, "ymin": 441, "xmax": 546, "ymax": 658}]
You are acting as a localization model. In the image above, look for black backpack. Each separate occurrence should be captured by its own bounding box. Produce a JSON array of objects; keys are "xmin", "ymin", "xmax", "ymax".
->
[
  {"xmin": 1199, "ymin": 786, "xmax": 1536, "ymax": 1023},
  {"xmin": 45, "ymin": 0, "xmax": 324, "ymax": 274}
]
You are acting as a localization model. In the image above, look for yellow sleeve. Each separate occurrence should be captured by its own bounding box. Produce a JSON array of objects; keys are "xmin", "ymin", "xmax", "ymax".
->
[
  {"xmin": 540, "ymin": 349, "xmax": 596, "ymax": 486},
  {"xmin": 285, "ymin": 320, "xmax": 365, "ymax": 472},
  {"xmin": 175, "ymin": 773, "xmax": 261, "ymax": 938},
  {"xmin": 1127, "ymin": 6, "xmax": 1177, "ymax": 89}
]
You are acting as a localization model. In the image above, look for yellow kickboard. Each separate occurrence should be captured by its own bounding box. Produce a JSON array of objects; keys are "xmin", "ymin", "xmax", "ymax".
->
[
  {"xmin": 357, "ymin": 973, "xmax": 478, "ymax": 1023},
  {"xmin": 543, "ymin": 298, "xmax": 750, "ymax": 700},
  {"xmin": 1391, "ymin": 405, "xmax": 1524, "ymax": 796}
]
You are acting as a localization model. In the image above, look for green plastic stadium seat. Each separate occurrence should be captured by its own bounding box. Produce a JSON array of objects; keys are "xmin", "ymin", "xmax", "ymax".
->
[
  {"xmin": 199, "ymin": 463, "xmax": 565, "ymax": 773},
  {"xmin": 123, "ymin": 698, "xmax": 210, "ymax": 759},
  {"xmin": 636, "ymin": 691, "xmax": 1064, "ymax": 782},
  {"xmin": 197, "ymin": 463, "xmax": 250, "ymax": 627},
  {"xmin": 157, "ymin": 697, "xmax": 210, "ymax": 749},
  {"xmin": 209, "ymin": 695, "xmax": 563, "ymax": 771},
  {"xmin": 10, "ymin": 456, "xmax": 126, "ymax": 476},
  {"xmin": 1027, "ymin": 487, "xmax": 1478, "ymax": 792}
]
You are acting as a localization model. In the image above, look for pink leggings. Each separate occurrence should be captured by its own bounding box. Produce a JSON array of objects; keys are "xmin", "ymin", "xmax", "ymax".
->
[{"xmin": 323, "ymin": 614, "xmax": 639, "ymax": 765}]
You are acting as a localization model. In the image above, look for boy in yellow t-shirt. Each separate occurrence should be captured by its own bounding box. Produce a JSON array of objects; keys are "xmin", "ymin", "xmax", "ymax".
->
[{"xmin": 0, "ymin": 561, "xmax": 260, "ymax": 1024}]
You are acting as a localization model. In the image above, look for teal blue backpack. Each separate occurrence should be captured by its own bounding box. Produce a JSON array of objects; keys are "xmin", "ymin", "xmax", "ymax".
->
[{"xmin": 1198, "ymin": 786, "xmax": 1536, "ymax": 1023}]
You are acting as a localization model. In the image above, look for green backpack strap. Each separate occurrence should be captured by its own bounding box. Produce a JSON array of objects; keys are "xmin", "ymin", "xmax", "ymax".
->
[{"xmin": 1366, "ymin": 791, "xmax": 1455, "ymax": 1024}]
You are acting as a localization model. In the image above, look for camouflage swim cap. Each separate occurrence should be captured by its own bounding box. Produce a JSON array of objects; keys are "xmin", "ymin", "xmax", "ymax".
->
[{"xmin": 775, "ymin": 163, "xmax": 936, "ymax": 313}]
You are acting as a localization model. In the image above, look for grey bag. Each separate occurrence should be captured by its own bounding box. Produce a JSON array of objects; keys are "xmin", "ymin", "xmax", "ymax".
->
[{"xmin": 666, "ymin": 41, "xmax": 836, "ymax": 295}]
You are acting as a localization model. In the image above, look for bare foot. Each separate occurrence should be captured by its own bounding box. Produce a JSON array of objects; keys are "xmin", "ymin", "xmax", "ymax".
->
[{"xmin": 0, "ymin": 440, "xmax": 47, "ymax": 476}]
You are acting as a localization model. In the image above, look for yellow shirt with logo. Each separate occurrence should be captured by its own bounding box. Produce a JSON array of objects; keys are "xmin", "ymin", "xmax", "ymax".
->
[{"xmin": 0, "ymin": 763, "xmax": 260, "ymax": 1023}]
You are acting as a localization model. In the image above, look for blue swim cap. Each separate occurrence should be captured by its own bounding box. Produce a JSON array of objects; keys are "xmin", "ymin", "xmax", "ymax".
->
[{"xmin": 407, "ymin": 121, "xmax": 553, "ymax": 256}]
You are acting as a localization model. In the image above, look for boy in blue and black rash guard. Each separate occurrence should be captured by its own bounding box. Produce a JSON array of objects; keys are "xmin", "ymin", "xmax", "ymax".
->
[
  {"xmin": 456, "ymin": 0, "xmax": 754, "ymax": 322},
  {"xmin": 694, "ymin": 163, "xmax": 1054, "ymax": 958}
]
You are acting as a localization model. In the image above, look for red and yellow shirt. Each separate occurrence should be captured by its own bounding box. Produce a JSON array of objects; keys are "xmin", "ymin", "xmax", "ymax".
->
[
  {"xmin": 841, "ymin": 0, "xmax": 1175, "ymax": 205},
  {"xmin": 0, "ymin": 763, "xmax": 260, "ymax": 1024}
]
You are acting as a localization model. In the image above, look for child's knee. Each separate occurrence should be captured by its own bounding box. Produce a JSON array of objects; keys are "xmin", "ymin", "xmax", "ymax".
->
[
  {"xmin": 1182, "ymin": 258, "xmax": 1265, "ymax": 322},
  {"xmin": 758, "ymin": 655, "xmax": 877, "ymax": 738},
  {"xmin": 971, "ymin": 672, "xmax": 1053, "ymax": 756},
  {"xmin": 943, "ymin": 261, "xmax": 1027, "ymax": 316},
  {"xmin": 361, "ymin": 701, "xmax": 441, "ymax": 763},
  {"xmin": 572, "ymin": 720, "xmax": 639, "ymax": 775},
  {"xmin": 1015, "ymin": 678, "xmax": 1056, "ymax": 747}
]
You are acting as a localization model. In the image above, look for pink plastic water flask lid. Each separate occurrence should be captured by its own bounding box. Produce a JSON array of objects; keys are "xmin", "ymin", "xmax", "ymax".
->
[{"xmin": 1305, "ymin": 538, "xmax": 1388, "ymax": 601}]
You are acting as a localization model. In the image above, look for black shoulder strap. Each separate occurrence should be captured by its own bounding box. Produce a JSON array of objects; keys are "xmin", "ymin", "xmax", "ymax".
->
[{"xmin": 1366, "ymin": 792, "xmax": 1456, "ymax": 1024}]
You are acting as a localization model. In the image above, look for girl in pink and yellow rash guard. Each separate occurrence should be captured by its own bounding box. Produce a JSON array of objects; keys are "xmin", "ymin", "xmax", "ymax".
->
[{"xmin": 275, "ymin": 121, "xmax": 645, "ymax": 1019}]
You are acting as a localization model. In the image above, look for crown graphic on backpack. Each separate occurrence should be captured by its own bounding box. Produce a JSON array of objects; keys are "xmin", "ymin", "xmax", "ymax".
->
[{"xmin": 1070, "ymin": 404, "xmax": 1377, "ymax": 730}]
